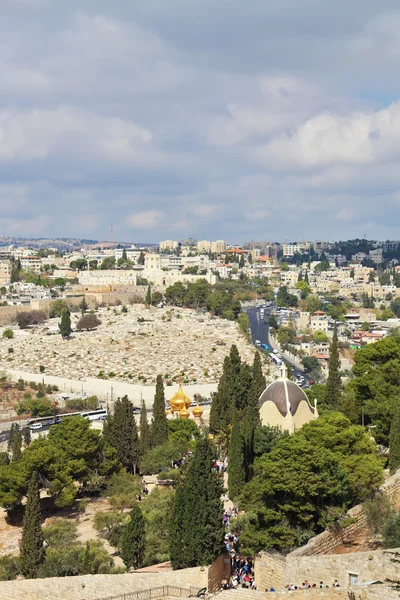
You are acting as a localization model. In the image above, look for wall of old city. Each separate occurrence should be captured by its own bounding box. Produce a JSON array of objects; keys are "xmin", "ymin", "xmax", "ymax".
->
[{"xmin": 0, "ymin": 567, "xmax": 208, "ymax": 600}]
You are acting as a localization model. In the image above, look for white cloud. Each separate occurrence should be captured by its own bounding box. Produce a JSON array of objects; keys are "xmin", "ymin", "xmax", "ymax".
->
[{"xmin": 128, "ymin": 210, "xmax": 165, "ymax": 229}]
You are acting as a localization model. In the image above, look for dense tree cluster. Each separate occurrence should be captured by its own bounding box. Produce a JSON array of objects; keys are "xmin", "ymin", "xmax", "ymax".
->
[
  {"xmin": 169, "ymin": 437, "xmax": 224, "ymax": 569},
  {"xmin": 240, "ymin": 413, "xmax": 384, "ymax": 553}
]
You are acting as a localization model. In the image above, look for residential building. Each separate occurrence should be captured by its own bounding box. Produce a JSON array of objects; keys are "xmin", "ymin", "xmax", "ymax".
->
[
  {"xmin": 211, "ymin": 240, "xmax": 226, "ymax": 254},
  {"xmin": 0, "ymin": 261, "xmax": 11, "ymax": 284},
  {"xmin": 114, "ymin": 247, "xmax": 142, "ymax": 263},
  {"xmin": 20, "ymin": 256, "xmax": 42, "ymax": 274},
  {"xmin": 369, "ymin": 248, "xmax": 383, "ymax": 264},
  {"xmin": 159, "ymin": 240, "xmax": 179, "ymax": 252}
]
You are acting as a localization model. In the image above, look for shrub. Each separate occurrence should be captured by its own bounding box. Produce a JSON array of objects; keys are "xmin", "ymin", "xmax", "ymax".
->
[
  {"xmin": 16, "ymin": 310, "xmax": 46, "ymax": 329},
  {"xmin": 383, "ymin": 511, "xmax": 400, "ymax": 548},
  {"xmin": 43, "ymin": 519, "xmax": 79, "ymax": 548},
  {"xmin": 76, "ymin": 314, "xmax": 101, "ymax": 331},
  {"xmin": 140, "ymin": 441, "xmax": 188, "ymax": 475},
  {"xmin": 2, "ymin": 329, "xmax": 13, "ymax": 339},
  {"xmin": 49, "ymin": 300, "xmax": 68, "ymax": 318},
  {"xmin": 363, "ymin": 493, "xmax": 394, "ymax": 536},
  {"xmin": 0, "ymin": 555, "xmax": 20, "ymax": 580}
]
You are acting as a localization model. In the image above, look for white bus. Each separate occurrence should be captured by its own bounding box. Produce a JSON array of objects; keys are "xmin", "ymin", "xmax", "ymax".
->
[{"xmin": 269, "ymin": 352, "xmax": 283, "ymax": 366}]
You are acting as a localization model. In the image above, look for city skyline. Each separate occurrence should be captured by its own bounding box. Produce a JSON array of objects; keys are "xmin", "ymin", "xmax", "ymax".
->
[{"xmin": 1, "ymin": 1, "xmax": 400, "ymax": 241}]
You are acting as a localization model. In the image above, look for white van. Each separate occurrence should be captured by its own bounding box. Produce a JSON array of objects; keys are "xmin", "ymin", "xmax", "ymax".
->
[
  {"xmin": 255, "ymin": 340, "xmax": 261, "ymax": 346},
  {"xmin": 29, "ymin": 423, "xmax": 43, "ymax": 430}
]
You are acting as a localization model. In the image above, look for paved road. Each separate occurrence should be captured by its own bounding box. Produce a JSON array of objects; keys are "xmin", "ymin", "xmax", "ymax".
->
[{"xmin": 244, "ymin": 306, "xmax": 310, "ymax": 383}]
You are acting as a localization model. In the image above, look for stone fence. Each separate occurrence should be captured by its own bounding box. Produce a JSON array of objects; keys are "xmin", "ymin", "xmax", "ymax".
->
[{"xmin": 0, "ymin": 566, "xmax": 208, "ymax": 600}]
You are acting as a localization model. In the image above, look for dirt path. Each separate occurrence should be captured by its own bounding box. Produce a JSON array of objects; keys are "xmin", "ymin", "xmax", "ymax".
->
[{"xmin": 75, "ymin": 498, "xmax": 125, "ymax": 568}]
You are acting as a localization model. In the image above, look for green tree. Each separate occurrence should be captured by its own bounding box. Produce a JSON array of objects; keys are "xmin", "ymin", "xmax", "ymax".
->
[
  {"xmin": 11, "ymin": 429, "xmax": 22, "ymax": 462},
  {"xmin": 382, "ymin": 512, "xmax": 400, "ymax": 548},
  {"xmin": 240, "ymin": 412, "xmax": 383, "ymax": 553},
  {"xmin": 139, "ymin": 400, "xmax": 151, "ymax": 455},
  {"xmin": 2, "ymin": 329, "xmax": 13, "ymax": 339},
  {"xmin": 59, "ymin": 307, "xmax": 72, "ymax": 339},
  {"xmin": 169, "ymin": 437, "xmax": 224, "ymax": 569},
  {"xmin": 228, "ymin": 413, "xmax": 245, "ymax": 501},
  {"xmin": 141, "ymin": 487, "xmax": 174, "ymax": 565},
  {"xmin": 243, "ymin": 353, "xmax": 265, "ymax": 478},
  {"xmin": 79, "ymin": 298, "xmax": 88, "ymax": 315},
  {"xmin": 121, "ymin": 504, "xmax": 146, "ymax": 569},
  {"xmin": 209, "ymin": 356, "xmax": 233, "ymax": 432},
  {"xmin": 146, "ymin": 286, "xmax": 152, "ymax": 305},
  {"xmin": 122, "ymin": 248, "xmax": 128, "ymax": 261},
  {"xmin": 389, "ymin": 406, "xmax": 400, "ymax": 475},
  {"xmin": 276, "ymin": 286, "xmax": 298, "ymax": 307},
  {"xmin": 151, "ymin": 376, "xmax": 168, "ymax": 447},
  {"xmin": 20, "ymin": 471, "xmax": 45, "ymax": 578},
  {"xmin": 324, "ymin": 324, "xmax": 341, "ymax": 408},
  {"xmin": 103, "ymin": 396, "xmax": 140, "ymax": 473}
]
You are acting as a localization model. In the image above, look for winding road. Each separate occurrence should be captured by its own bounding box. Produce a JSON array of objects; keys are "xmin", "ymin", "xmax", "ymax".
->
[{"xmin": 244, "ymin": 305, "xmax": 310, "ymax": 383}]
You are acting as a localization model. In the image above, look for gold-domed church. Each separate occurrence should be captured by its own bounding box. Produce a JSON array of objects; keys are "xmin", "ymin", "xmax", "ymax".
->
[{"xmin": 168, "ymin": 382, "xmax": 203, "ymax": 421}]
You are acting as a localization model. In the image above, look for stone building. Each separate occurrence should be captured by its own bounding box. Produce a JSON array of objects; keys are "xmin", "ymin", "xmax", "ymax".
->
[{"xmin": 258, "ymin": 364, "xmax": 318, "ymax": 433}]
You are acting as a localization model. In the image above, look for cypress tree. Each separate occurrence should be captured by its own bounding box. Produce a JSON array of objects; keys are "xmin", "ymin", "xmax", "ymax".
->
[
  {"xmin": 151, "ymin": 375, "xmax": 168, "ymax": 447},
  {"xmin": 243, "ymin": 353, "xmax": 266, "ymax": 479},
  {"xmin": 20, "ymin": 471, "xmax": 45, "ymax": 578},
  {"xmin": 23, "ymin": 427, "xmax": 31, "ymax": 447},
  {"xmin": 121, "ymin": 504, "xmax": 145, "ymax": 569},
  {"xmin": 122, "ymin": 248, "xmax": 128, "ymax": 261},
  {"xmin": 169, "ymin": 437, "xmax": 224, "ymax": 569},
  {"xmin": 324, "ymin": 323, "xmax": 341, "ymax": 408},
  {"xmin": 389, "ymin": 405, "xmax": 400, "ymax": 475},
  {"xmin": 235, "ymin": 363, "xmax": 252, "ymax": 412},
  {"xmin": 169, "ymin": 485, "xmax": 187, "ymax": 569},
  {"xmin": 228, "ymin": 412, "xmax": 245, "ymax": 501},
  {"xmin": 139, "ymin": 399, "xmax": 151, "ymax": 455},
  {"xmin": 146, "ymin": 285, "xmax": 152, "ymax": 305},
  {"xmin": 59, "ymin": 307, "xmax": 72, "ymax": 338},
  {"xmin": 210, "ymin": 356, "xmax": 234, "ymax": 432},
  {"xmin": 12, "ymin": 429, "xmax": 22, "ymax": 462},
  {"xmin": 298, "ymin": 271, "xmax": 303, "ymax": 282},
  {"xmin": 104, "ymin": 396, "xmax": 140, "ymax": 473},
  {"xmin": 7, "ymin": 423, "xmax": 18, "ymax": 452},
  {"xmin": 304, "ymin": 271, "xmax": 309, "ymax": 283},
  {"xmin": 230, "ymin": 345, "xmax": 242, "ymax": 409}
]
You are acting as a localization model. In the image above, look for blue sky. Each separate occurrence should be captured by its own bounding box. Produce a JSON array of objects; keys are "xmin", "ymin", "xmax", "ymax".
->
[{"xmin": 1, "ymin": 0, "xmax": 400, "ymax": 243}]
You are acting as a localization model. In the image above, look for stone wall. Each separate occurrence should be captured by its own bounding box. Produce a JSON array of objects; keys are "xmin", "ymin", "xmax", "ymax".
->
[
  {"xmin": 254, "ymin": 551, "xmax": 286, "ymax": 591},
  {"xmin": 0, "ymin": 566, "xmax": 208, "ymax": 600},
  {"xmin": 286, "ymin": 548, "xmax": 400, "ymax": 590},
  {"xmin": 212, "ymin": 587, "xmax": 399, "ymax": 600}
]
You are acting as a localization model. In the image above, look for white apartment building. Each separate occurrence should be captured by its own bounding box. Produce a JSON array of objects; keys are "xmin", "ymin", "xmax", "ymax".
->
[
  {"xmin": 20, "ymin": 256, "xmax": 42, "ymax": 274},
  {"xmin": 114, "ymin": 247, "xmax": 142, "ymax": 263},
  {"xmin": 159, "ymin": 240, "xmax": 179, "ymax": 252},
  {"xmin": 211, "ymin": 240, "xmax": 226, "ymax": 254},
  {"xmin": 197, "ymin": 240, "xmax": 211, "ymax": 252},
  {"xmin": 282, "ymin": 242, "xmax": 310, "ymax": 256},
  {"xmin": 369, "ymin": 248, "xmax": 383, "ymax": 264}
]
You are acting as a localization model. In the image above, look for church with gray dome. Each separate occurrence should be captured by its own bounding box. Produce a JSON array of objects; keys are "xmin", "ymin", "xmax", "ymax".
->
[{"xmin": 259, "ymin": 364, "xmax": 318, "ymax": 433}]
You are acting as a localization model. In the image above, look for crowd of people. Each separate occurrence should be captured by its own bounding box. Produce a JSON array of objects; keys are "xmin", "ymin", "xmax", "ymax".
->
[{"xmin": 267, "ymin": 580, "xmax": 341, "ymax": 592}]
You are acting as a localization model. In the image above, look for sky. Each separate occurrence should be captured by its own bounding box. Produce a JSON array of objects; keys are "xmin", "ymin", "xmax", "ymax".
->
[{"xmin": 2, "ymin": 0, "xmax": 400, "ymax": 243}]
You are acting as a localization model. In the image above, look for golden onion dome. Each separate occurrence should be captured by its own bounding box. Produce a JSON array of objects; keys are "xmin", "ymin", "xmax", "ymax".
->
[
  {"xmin": 192, "ymin": 402, "xmax": 203, "ymax": 418},
  {"xmin": 179, "ymin": 406, "xmax": 190, "ymax": 419},
  {"xmin": 169, "ymin": 383, "xmax": 191, "ymax": 412}
]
